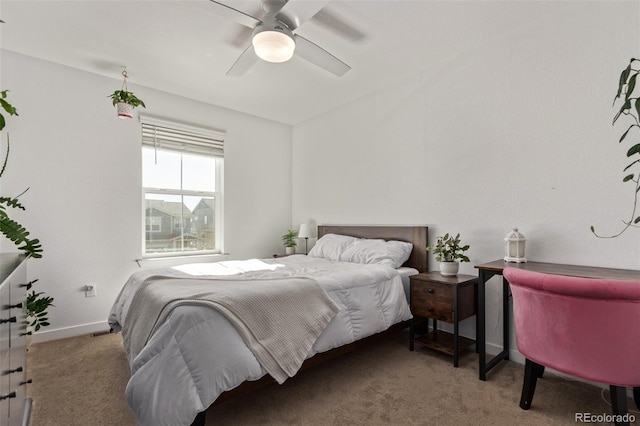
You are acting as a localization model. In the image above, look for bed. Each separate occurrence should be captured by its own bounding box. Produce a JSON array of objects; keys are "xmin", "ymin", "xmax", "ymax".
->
[{"xmin": 108, "ymin": 225, "xmax": 428, "ymax": 426}]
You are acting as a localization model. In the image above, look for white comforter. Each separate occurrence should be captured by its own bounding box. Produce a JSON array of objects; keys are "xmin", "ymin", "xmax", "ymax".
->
[{"xmin": 108, "ymin": 255, "xmax": 413, "ymax": 426}]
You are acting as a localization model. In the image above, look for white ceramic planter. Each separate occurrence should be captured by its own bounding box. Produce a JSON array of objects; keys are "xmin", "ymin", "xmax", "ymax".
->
[
  {"xmin": 285, "ymin": 246, "xmax": 295, "ymax": 255},
  {"xmin": 440, "ymin": 261, "xmax": 460, "ymax": 276},
  {"xmin": 117, "ymin": 102, "xmax": 134, "ymax": 119}
]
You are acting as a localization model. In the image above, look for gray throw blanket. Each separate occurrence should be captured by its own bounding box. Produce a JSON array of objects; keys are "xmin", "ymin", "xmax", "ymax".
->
[{"xmin": 123, "ymin": 276, "xmax": 341, "ymax": 384}]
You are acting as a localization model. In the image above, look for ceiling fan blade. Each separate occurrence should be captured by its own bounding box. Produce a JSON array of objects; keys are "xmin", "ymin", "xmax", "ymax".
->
[
  {"xmin": 226, "ymin": 44, "xmax": 259, "ymax": 76},
  {"xmin": 312, "ymin": 8, "xmax": 366, "ymax": 43},
  {"xmin": 293, "ymin": 34, "xmax": 350, "ymax": 77},
  {"xmin": 224, "ymin": 25, "xmax": 255, "ymax": 49},
  {"xmin": 276, "ymin": 0, "xmax": 330, "ymax": 31},
  {"xmin": 208, "ymin": 1, "xmax": 261, "ymax": 28}
]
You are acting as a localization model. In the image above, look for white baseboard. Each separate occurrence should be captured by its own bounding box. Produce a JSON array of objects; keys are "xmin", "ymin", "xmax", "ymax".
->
[{"xmin": 30, "ymin": 321, "xmax": 111, "ymax": 344}]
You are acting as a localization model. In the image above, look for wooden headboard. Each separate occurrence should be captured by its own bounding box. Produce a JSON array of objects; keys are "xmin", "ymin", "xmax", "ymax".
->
[{"xmin": 317, "ymin": 225, "xmax": 428, "ymax": 273}]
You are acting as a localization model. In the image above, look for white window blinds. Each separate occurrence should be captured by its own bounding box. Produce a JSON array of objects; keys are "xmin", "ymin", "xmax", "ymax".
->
[{"xmin": 140, "ymin": 116, "xmax": 225, "ymax": 157}]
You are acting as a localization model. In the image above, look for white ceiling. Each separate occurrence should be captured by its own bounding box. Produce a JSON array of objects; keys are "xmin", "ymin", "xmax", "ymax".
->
[{"xmin": 0, "ymin": 0, "xmax": 566, "ymax": 125}]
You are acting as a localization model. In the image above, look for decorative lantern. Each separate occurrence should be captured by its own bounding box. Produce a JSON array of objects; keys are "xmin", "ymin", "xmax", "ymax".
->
[{"xmin": 504, "ymin": 227, "xmax": 526, "ymax": 263}]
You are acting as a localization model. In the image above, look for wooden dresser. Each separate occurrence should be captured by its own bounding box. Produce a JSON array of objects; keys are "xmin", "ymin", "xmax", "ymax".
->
[{"xmin": 0, "ymin": 254, "xmax": 31, "ymax": 426}]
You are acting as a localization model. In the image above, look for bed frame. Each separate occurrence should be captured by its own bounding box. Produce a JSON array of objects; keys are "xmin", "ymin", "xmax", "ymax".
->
[{"xmin": 191, "ymin": 225, "xmax": 428, "ymax": 426}]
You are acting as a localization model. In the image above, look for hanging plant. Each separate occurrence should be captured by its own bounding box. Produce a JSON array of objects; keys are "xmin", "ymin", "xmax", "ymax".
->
[
  {"xmin": 108, "ymin": 68, "xmax": 146, "ymax": 119},
  {"xmin": 591, "ymin": 58, "xmax": 640, "ymax": 238}
]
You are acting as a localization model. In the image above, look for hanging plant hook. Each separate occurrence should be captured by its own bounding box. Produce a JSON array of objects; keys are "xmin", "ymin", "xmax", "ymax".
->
[{"xmin": 121, "ymin": 67, "xmax": 129, "ymax": 92}]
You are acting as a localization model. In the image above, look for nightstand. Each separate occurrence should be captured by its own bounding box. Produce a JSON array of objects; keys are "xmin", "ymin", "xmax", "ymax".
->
[{"xmin": 409, "ymin": 271, "xmax": 478, "ymax": 367}]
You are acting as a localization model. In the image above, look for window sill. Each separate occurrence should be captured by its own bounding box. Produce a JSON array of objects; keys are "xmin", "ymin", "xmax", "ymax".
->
[{"xmin": 136, "ymin": 253, "xmax": 228, "ymax": 268}]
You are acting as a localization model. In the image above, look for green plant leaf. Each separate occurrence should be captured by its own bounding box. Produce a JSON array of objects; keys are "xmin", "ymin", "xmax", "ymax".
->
[
  {"xmin": 626, "ymin": 73, "xmax": 638, "ymax": 100},
  {"xmin": 623, "ymin": 159, "xmax": 640, "ymax": 172},
  {"xmin": 627, "ymin": 143, "xmax": 640, "ymax": 157},
  {"xmin": 0, "ymin": 196, "xmax": 26, "ymax": 211},
  {"xmin": 0, "ymin": 135, "xmax": 8, "ymax": 178},
  {"xmin": 613, "ymin": 99, "xmax": 631, "ymax": 124},
  {"xmin": 0, "ymin": 216, "xmax": 43, "ymax": 258},
  {"xmin": 617, "ymin": 65, "xmax": 632, "ymax": 99},
  {"xmin": 26, "ymin": 283, "xmax": 54, "ymax": 331},
  {"xmin": 617, "ymin": 68, "xmax": 631, "ymax": 100},
  {"xmin": 0, "ymin": 98, "xmax": 18, "ymax": 117},
  {"xmin": 619, "ymin": 124, "xmax": 638, "ymax": 142},
  {"xmin": 623, "ymin": 174, "xmax": 634, "ymax": 182}
]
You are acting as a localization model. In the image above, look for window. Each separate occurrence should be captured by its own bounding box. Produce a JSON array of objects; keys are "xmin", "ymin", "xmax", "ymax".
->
[
  {"xmin": 146, "ymin": 216, "xmax": 162, "ymax": 232},
  {"xmin": 141, "ymin": 117, "xmax": 224, "ymax": 256}
]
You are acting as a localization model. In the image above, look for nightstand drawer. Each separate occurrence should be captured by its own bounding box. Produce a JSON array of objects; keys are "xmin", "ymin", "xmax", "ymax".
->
[{"xmin": 410, "ymin": 281, "xmax": 454, "ymax": 322}]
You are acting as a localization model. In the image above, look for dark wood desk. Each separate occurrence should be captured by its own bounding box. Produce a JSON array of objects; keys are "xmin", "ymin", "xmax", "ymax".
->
[{"xmin": 475, "ymin": 259, "xmax": 640, "ymax": 381}]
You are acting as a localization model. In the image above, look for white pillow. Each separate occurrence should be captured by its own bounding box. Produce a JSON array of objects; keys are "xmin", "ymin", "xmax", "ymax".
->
[
  {"xmin": 340, "ymin": 239, "xmax": 413, "ymax": 268},
  {"xmin": 307, "ymin": 233, "xmax": 359, "ymax": 262}
]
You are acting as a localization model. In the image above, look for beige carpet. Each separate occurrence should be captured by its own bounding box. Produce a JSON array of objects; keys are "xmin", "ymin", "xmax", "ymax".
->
[{"xmin": 27, "ymin": 331, "xmax": 637, "ymax": 425}]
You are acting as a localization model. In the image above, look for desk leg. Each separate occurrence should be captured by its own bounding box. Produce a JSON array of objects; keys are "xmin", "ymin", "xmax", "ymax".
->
[
  {"xmin": 502, "ymin": 277, "xmax": 510, "ymax": 361},
  {"xmin": 478, "ymin": 270, "xmax": 510, "ymax": 380},
  {"xmin": 453, "ymin": 287, "xmax": 459, "ymax": 368},
  {"xmin": 478, "ymin": 270, "xmax": 488, "ymax": 380}
]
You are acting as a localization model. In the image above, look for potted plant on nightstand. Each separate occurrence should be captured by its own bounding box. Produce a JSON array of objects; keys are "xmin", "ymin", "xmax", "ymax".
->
[
  {"xmin": 281, "ymin": 229, "xmax": 298, "ymax": 255},
  {"xmin": 427, "ymin": 233, "xmax": 470, "ymax": 276}
]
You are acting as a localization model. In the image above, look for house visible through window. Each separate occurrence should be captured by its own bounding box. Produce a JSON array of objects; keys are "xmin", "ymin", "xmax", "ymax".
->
[
  {"xmin": 146, "ymin": 216, "xmax": 162, "ymax": 232},
  {"xmin": 141, "ymin": 117, "xmax": 224, "ymax": 256}
]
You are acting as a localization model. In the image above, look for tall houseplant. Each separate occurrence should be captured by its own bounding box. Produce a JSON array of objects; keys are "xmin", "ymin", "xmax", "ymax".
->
[
  {"xmin": 0, "ymin": 91, "xmax": 42, "ymax": 258},
  {"xmin": 591, "ymin": 58, "xmax": 640, "ymax": 238},
  {"xmin": 0, "ymin": 90, "xmax": 52, "ymax": 330},
  {"xmin": 427, "ymin": 233, "xmax": 470, "ymax": 276}
]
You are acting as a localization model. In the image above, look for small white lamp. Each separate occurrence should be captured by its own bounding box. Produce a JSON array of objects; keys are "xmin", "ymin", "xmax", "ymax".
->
[
  {"xmin": 298, "ymin": 224, "xmax": 310, "ymax": 254},
  {"xmin": 504, "ymin": 227, "xmax": 526, "ymax": 263}
]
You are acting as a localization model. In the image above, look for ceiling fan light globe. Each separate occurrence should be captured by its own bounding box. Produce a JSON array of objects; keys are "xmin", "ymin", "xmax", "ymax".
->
[{"xmin": 252, "ymin": 30, "xmax": 295, "ymax": 63}]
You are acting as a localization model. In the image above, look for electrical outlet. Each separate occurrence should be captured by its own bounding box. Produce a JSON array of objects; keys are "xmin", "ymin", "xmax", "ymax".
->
[{"xmin": 85, "ymin": 284, "xmax": 97, "ymax": 297}]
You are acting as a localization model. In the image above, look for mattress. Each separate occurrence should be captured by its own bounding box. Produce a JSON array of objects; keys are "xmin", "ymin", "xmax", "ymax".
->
[
  {"xmin": 108, "ymin": 255, "xmax": 413, "ymax": 426},
  {"xmin": 397, "ymin": 266, "xmax": 420, "ymax": 302}
]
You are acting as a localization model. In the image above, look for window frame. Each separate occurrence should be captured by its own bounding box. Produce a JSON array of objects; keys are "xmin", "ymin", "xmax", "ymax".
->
[{"xmin": 140, "ymin": 116, "xmax": 225, "ymax": 259}]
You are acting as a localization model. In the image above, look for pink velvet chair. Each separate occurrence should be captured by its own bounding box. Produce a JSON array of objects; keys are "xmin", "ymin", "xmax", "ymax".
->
[{"xmin": 503, "ymin": 267, "xmax": 640, "ymax": 424}]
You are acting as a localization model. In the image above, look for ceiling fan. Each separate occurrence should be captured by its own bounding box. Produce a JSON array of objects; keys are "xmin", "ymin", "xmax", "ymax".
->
[{"xmin": 209, "ymin": 0, "xmax": 351, "ymax": 77}]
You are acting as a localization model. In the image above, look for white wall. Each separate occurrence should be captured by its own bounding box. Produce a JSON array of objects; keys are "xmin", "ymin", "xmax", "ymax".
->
[
  {"xmin": 1, "ymin": 51, "xmax": 293, "ymax": 342},
  {"xmin": 292, "ymin": 2, "xmax": 640, "ymax": 356}
]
